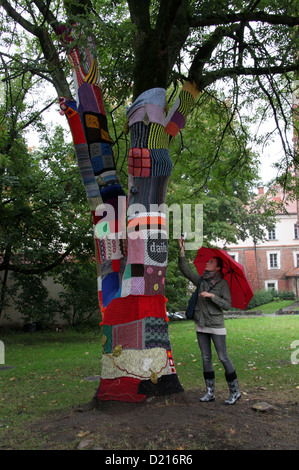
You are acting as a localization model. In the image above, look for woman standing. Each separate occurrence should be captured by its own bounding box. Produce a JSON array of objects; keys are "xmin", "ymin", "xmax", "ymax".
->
[{"xmin": 178, "ymin": 239, "xmax": 241, "ymax": 405}]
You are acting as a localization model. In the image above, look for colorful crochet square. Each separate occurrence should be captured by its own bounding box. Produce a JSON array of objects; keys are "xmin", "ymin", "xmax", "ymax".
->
[
  {"xmin": 102, "ymin": 272, "xmax": 120, "ymax": 307},
  {"xmin": 144, "ymin": 265, "xmax": 166, "ymax": 295},
  {"xmin": 102, "ymin": 317, "xmax": 171, "ymax": 354},
  {"xmin": 128, "ymin": 148, "xmax": 151, "ymax": 177},
  {"xmin": 130, "ymin": 276, "xmax": 145, "ymax": 295},
  {"xmin": 84, "ymin": 112, "xmax": 113, "ymax": 143},
  {"xmin": 112, "ymin": 320, "xmax": 143, "ymax": 350}
]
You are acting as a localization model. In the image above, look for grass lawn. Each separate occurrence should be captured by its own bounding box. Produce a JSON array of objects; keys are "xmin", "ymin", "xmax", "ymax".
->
[
  {"xmin": 0, "ymin": 315, "xmax": 298, "ymax": 446},
  {"xmin": 247, "ymin": 299, "xmax": 296, "ymax": 314},
  {"xmin": 170, "ymin": 315, "xmax": 299, "ymax": 392},
  {"xmin": 0, "ymin": 328, "xmax": 102, "ymax": 424}
]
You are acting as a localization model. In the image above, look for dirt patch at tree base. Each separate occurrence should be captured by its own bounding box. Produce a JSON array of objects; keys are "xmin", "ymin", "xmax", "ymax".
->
[{"xmin": 5, "ymin": 388, "xmax": 298, "ymax": 451}]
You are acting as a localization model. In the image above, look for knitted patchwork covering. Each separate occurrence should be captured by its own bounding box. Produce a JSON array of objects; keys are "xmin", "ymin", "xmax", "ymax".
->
[
  {"xmin": 96, "ymin": 377, "xmax": 147, "ymax": 402},
  {"xmin": 58, "ymin": 28, "xmax": 127, "ymax": 326},
  {"xmin": 138, "ymin": 373, "xmax": 184, "ymax": 397},
  {"xmin": 59, "ymin": 98, "xmax": 102, "ymax": 201},
  {"xmin": 57, "ymin": 28, "xmax": 198, "ymax": 400},
  {"xmin": 97, "ymin": 374, "xmax": 184, "ymax": 402},
  {"xmin": 128, "ymin": 175, "xmax": 170, "ymax": 208},
  {"xmin": 164, "ymin": 90, "xmax": 196, "ymax": 137},
  {"xmin": 102, "ymin": 317, "xmax": 171, "ymax": 353},
  {"xmin": 78, "ymin": 82, "xmax": 106, "ymax": 115},
  {"xmin": 102, "ymin": 294, "xmax": 167, "ymax": 325},
  {"xmin": 126, "ymin": 87, "xmax": 166, "ymax": 118},
  {"xmin": 127, "ymin": 103, "xmax": 165, "ymax": 127},
  {"xmin": 148, "ymin": 123, "xmax": 169, "ymax": 149},
  {"xmin": 101, "ymin": 347, "xmax": 173, "ymax": 380}
]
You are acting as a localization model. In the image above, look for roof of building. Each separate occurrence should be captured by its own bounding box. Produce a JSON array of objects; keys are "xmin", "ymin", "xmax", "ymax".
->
[
  {"xmin": 286, "ymin": 267, "xmax": 299, "ymax": 277},
  {"xmin": 257, "ymin": 185, "xmax": 297, "ymax": 215}
]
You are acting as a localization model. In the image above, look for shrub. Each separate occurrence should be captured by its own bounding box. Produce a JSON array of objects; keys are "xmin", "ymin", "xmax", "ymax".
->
[
  {"xmin": 10, "ymin": 273, "xmax": 59, "ymax": 327},
  {"xmin": 277, "ymin": 290, "xmax": 295, "ymax": 300},
  {"xmin": 246, "ymin": 288, "xmax": 295, "ymax": 310}
]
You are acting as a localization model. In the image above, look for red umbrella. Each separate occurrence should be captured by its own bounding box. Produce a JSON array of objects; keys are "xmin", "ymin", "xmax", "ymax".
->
[{"xmin": 193, "ymin": 247, "xmax": 254, "ymax": 310}]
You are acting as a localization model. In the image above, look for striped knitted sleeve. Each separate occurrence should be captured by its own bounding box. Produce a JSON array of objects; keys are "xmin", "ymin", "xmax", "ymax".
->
[{"xmin": 164, "ymin": 81, "xmax": 200, "ymax": 138}]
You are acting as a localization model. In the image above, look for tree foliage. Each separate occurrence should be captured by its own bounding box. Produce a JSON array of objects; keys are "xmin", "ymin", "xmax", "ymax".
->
[
  {"xmin": 0, "ymin": 68, "xmax": 97, "ymax": 322},
  {"xmin": 0, "ymin": 0, "xmax": 298, "ymax": 318}
]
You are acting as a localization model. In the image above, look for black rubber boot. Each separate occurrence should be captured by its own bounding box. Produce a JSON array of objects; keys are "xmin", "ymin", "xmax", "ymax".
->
[
  {"xmin": 200, "ymin": 371, "xmax": 215, "ymax": 402},
  {"xmin": 225, "ymin": 371, "xmax": 241, "ymax": 405}
]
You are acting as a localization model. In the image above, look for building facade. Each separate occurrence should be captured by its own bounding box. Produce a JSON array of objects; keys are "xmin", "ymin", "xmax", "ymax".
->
[{"xmin": 226, "ymin": 186, "xmax": 299, "ymax": 297}]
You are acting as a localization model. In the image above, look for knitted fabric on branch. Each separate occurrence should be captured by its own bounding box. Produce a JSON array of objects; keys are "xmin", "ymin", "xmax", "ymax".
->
[{"xmin": 57, "ymin": 25, "xmax": 126, "ymax": 319}]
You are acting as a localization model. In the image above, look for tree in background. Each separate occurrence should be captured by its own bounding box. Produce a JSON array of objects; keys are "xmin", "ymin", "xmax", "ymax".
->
[
  {"xmin": 0, "ymin": 0, "xmax": 298, "ymax": 403},
  {"xmin": 0, "ymin": 68, "xmax": 97, "ymax": 325}
]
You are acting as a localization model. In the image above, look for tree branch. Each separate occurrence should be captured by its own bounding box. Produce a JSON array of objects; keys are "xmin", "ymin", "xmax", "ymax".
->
[
  {"xmin": 188, "ymin": 24, "xmax": 240, "ymax": 89},
  {"xmin": 127, "ymin": 0, "xmax": 152, "ymax": 35},
  {"xmin": 155, "ymin": 0, "xmax": 184, "ymax": 43},
  {"xmin": 0, "ymin": 0, "xmax": 38, "ymax": 36},
  {"xmin": 189, "ymin": 11, "xmax": 299, "ymax": 28},
  {"xmin": 0, "ymin": 245, "xmax": 75, "ymax": 275},
  {"xmin": 20, "ymin": 99, "xmax": 57, "ymax": 131},
  {"xmin": 200, "ymin": 63, "xmax": 299, "ymax": 89},
  {"xmin": 31, "ymin": 0, "xmax": 60, "ymax": 32}
]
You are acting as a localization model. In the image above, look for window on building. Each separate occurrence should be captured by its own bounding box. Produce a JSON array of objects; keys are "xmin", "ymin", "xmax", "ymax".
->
[
  {"xmin": 294, "ymin": 224, "xmax": 299, "ymax": 240},
  {"xmin": 292, "ymin": 252, "xmax": 299, "ymax": 268},
  {"xmin": 269, "ymin": 253, "xmax": 278, "ymax": 267},
  {"xmin": 228, "ymin": 252, "xmax": 238, "ymax": 262},
  {"xmin": 268, "ymin": 227, "xmax": 276, "ymax": 240},
  {"xmin": 265, "ymin": 280, "xmax": 278, "ymax": 291},
  {"xmin": 267, "ymin": 251, "xmax": 280, "ymax": 269}
]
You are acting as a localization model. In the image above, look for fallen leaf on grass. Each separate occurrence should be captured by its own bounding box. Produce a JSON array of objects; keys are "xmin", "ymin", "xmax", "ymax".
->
[{"xmin": 77, "ymin": 431, "xmax": 90, "ymax": 438}]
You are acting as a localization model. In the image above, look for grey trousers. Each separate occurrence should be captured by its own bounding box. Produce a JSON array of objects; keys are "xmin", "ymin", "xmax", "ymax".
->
[{"xmin": 196, "ymin": 332, "xmax": 235, "ymax": 376}]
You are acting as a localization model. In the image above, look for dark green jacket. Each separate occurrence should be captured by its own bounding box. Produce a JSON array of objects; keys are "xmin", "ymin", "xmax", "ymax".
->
[{"xmin": 179, "ymin": 256, "xmax": 231, "ymax": 329}]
